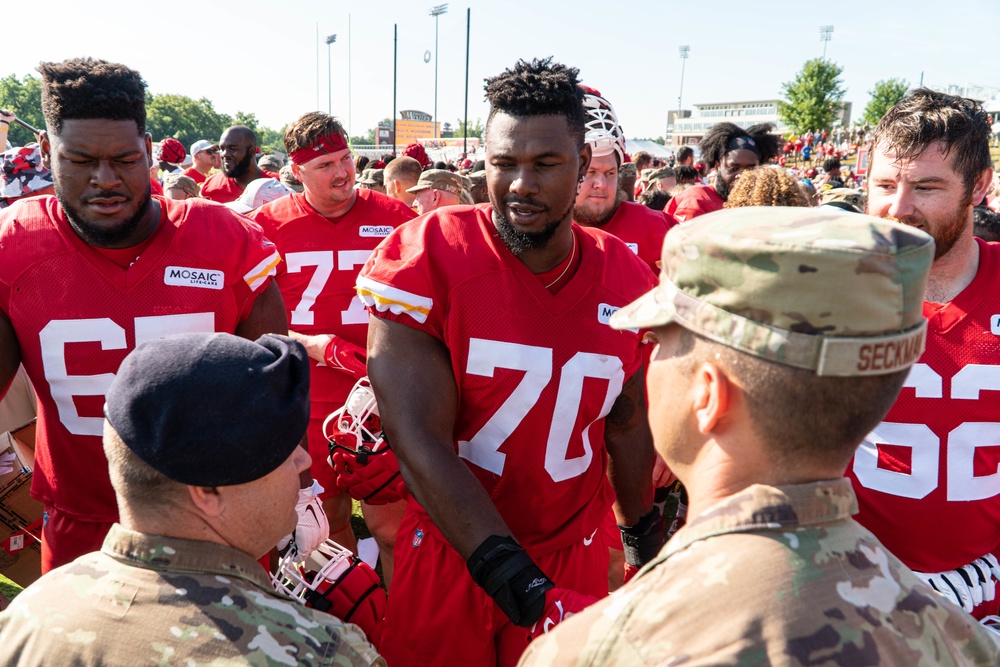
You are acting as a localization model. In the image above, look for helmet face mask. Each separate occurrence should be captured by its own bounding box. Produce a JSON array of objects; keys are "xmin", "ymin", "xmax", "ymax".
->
[
  {"xmin": 272, "ymin": 538, "xmax": 355, "ymax": 604},
  {"xmin": 581, "ymin": 89, "xmax": 626, "ymax": 165},
  {"xmin": 324, "ymin": 377, "xmax": 385, "ymax": 454}
]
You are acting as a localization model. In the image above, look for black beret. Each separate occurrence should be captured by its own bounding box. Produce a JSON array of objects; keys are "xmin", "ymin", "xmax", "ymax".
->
[{"xmin": 104, "ymin": 333, "xmax": 310, "ymax": 486}]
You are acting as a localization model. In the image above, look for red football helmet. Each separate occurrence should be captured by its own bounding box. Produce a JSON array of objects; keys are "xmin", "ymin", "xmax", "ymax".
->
[
  {"xmin": 324, "ymin": 377, "xmax": 407, "ymax": 504},
  {"xmin": 323, "ymin": 377, "xmax": 383, "ymax": 453},
  {"xmin": 272, "ymin": 539, "xmax": 386, "ymax": 647}
]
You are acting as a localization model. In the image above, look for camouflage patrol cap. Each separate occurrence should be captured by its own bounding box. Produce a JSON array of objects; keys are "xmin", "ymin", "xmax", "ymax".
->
[
  {"xmin": 820, "ymin": 187, "xmax": 867, "ymax": 214},
  {"xmin": 610, "ymin": 207, "xmax": 934, "ymax": 376},
  {"xmin": 406, "ymin": 168, "xmax": 466, "ymax": 197},
  {"xmin": 359, "ymin": 168, "xmax": 384, "ymax": 186}
]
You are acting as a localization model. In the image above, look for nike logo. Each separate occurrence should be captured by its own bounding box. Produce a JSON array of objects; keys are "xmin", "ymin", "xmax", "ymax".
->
[{"xmin": 583, "ymin": 529, "xmax": 598, "ymax": 546}]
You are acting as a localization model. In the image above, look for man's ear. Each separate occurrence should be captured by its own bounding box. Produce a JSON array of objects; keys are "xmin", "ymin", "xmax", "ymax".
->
[
  {"xmin": 692, "ymin": 360, "xmax": 730, "ymax": 434},
  {"xmin": 972, "ymin": 167, "xmax": 994, "ymax": 205},
  {"xmin": 578, "ymin": 142, "xmax": 593, "ymax": 181},
  {"xmin": 39, "ymin": 131, "xmax": 52, "ymax": 170},
  {"xmin": 188, "ymin": 485, "xmax": 225, "ymax": 518}
]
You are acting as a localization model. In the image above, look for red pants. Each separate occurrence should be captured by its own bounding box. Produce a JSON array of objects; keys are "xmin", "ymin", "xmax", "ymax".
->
[
  {"xmin": 379, "ymin": 510, "xmax": 609, "ymax": 667},
  {"xmin": 307, "ymin": 404, "xmax": 340, "ymax": 501},
  {"xmin": 41, "ymin": 505, "xmax": 113, "ymax": 574}
]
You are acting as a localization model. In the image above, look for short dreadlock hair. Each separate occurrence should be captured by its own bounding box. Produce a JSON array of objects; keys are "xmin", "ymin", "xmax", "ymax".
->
[
  {"xmin": 699, "ymin": 122, "xmax": 779, "ymax": 169},
  {"xmin": 484, "ymin": 57, "xmax": 586, "ymax": 147},
  {"xmin": 38, "ymin": 58, "xmax": 147, "ymax": 136},
  {"xmin": 870, "ymin": 88, "xmax": 991, "ymax": 200}
]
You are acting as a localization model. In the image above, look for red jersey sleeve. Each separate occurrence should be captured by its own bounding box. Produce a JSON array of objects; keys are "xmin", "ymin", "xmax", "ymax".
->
[{"xmin": 357, "ymin": 219, "xmax": 442, "ymax": 341}]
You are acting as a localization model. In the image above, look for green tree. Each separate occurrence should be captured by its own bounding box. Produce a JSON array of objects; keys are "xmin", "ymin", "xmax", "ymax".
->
[
  {"xmin": 0, "ymin": 74, "xmax": 44, "ymax": 146},
  {"xmin": 146, "ymin": 93, "xmax": 232, "ymax": 147},
  {"xmin": 455, "ymin": 118, "xmax": 484, "ymax": 139},
  {"xmin": 863, "ymin": 78, "xmax": 909, "ymax": 126},
  {"xmin": 778, "ymin": 58, "xmax": 846, "ymax": 135}
]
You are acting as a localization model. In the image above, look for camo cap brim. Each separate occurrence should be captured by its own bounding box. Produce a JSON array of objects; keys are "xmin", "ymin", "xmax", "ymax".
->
[{"xmin": 610, "ymin": 207, "xmax": 935, "ymax": 377}]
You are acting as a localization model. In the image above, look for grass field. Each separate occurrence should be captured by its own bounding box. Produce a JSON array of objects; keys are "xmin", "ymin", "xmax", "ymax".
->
[{"xmin": 0, "ymin": 572, "xmax": 22, "ymax": 602}]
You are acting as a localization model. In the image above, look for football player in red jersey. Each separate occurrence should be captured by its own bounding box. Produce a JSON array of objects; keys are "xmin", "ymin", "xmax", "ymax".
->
[
  {"xmin": 848, "ymin": 89, "xmax": 1000, "ymax": 618},
  {"xmin": 0, "ymin": 58, "xmax": 288, "ymax": 573},
  {"xmin": 250, "ymin": 112, "xmax": 416, "ymax": 583},
  {"xmin": 665, "ymin": 122, "xmax": 779, "ymax": 222},
  {"xmin": 357, "ymin": 58, "xmax": 662, "ymax": 666},
  {"xmin": 572, "ymin": 86, "xmax": 676, "ymax": 273},
  {"xmin": 201, "ymin": 126, "xmax": 279, "ymax": 204}
]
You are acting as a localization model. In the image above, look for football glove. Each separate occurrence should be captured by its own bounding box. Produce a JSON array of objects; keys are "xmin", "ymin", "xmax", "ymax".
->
[
  {"xmin": 277, "ymin": 480, "xmax": 330, "ymax": 559},
  {"xmin": 272, "ymin": 539, "xmax": 386, "ymax": 647},
  {"xmin": 528, "ymin": 587, "xmax": 599, "ymax": 639},
  {"xmin": 325, "ymin": 378, "xmax": 407, "ymax": 505},
  {"xmin": 323, "ymin": 335, "xmax": 367, "ymax": 380}
]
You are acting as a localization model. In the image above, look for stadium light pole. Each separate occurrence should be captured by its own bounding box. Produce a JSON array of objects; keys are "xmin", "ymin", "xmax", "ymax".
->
[
  {"xmin": 677, "ymin": 45, "xmax": 690, "ymax": 115},
  {"xmin": 820, "ymin": 25, "xmax": 833, "ymax": 59},
  {"xmin": 325, "ymin": 34, "xmax": 337, "ymax": 115},
  {"xmin": 430, "ymin": 4, "xmax": 448, "ymax": 139}
]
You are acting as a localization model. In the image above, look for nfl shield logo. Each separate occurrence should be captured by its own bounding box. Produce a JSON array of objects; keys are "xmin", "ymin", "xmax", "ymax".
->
[{"xmin": 412, "ymin": 528, "xmax": 424, "ymax": 548}]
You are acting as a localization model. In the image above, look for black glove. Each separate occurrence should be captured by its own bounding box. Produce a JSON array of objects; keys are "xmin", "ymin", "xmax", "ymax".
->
[{"xmin": 467, "ymin": 535, "xmax": 554, "ymax": 627}]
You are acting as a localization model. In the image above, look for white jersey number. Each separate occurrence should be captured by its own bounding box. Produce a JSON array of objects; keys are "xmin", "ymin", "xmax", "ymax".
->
[
  {"xmin": 457, "ymin": 338, "xmax": 625, "ymax": 483},
  {"xmin": 853, "ymin": 363, "xmax": 1000, "ymax": 501},
  {"xmin": 39, "ymin": 313, "xmax": 215, "ymax": 436},
  {"xmin": 285, "ymin": 250, "xmax": 373, "ymax": 327}
]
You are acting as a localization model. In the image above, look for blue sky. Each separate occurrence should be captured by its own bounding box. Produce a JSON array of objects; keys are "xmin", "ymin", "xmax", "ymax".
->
[{"xmin": 7, "ymin": 0, "xmax": 998, "ymax": 140}]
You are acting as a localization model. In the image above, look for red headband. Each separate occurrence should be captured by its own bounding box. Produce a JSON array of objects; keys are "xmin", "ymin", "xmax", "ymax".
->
[{"xmin": 290, "ymin": 133, "xmax": 350, "ymax": 165}]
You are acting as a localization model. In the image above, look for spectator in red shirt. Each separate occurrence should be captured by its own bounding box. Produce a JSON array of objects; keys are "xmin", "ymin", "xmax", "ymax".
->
[
  {"xmin": 183, "ymin": 139, "xmax": 219, "ymax": 184},
  {"xmin": 201, "ymin": 127, "xmax": 278, "ymax": 203}
]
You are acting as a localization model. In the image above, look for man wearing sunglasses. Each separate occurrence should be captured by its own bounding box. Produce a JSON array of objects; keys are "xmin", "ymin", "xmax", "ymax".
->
[{"xmin": 183, "ymin": 139, "xmax": 220, "ymax": 185}]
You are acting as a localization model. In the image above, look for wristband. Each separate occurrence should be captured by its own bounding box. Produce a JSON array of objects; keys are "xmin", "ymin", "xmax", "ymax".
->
[
  {"xmin": 0, "ymin": 121, "xmax": 9, "ymax": 127},
  {"xmin": 619, "ymin": 506, "xmax": 665, "ymax": 568},
  {"xmin": 467, "ymin": 535, "xmax": 553, "ymax": 627}
]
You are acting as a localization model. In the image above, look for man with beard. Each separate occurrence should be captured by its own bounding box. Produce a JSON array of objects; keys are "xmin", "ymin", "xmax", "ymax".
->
[
  {"xmin": 846, "ymin": 89, "xmax": 1000, "ymax": 620},
  {"xmin": 0, "ymin": 58, "xmax": 288, "ymax": 573},
  {"xmin": 200, "ymin": 126, "xmax": 279, "ymax": 203},
  {"xmin": 666, "ymin": 122, "xmax": 778, "ymax": 222},
  {"xmin": 573, "ymin": 87, "xmax": 675, "ymax": 273},
  {"xmin": 356, "ymin": 58, "xmax": 661, "ymax": 666},
  {"xmin": 250, "ymin": 111, "xmax": 415, "ymax": 582}
]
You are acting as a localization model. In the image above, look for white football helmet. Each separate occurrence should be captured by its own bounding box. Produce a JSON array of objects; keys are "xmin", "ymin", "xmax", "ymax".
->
[
  {"xmin": 323, "ymin": 377, "xmax": 386, "ymax": 454},
  {"xmin": 580, "ymin": 85, "xmax": 626, "ymax": 164},
  {"xmin": 272, "ymin": 538, "xmax": 355, "ymax": 603}
]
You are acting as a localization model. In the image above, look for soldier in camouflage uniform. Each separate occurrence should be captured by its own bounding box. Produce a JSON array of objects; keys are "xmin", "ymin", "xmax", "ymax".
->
[
  {"xmin": 520, "ymin": 207, "xmax": 1000, "ymax": 666},
  {"xmin": 0, "ymin": 333, "xmax": 384, "ymax": 667}
]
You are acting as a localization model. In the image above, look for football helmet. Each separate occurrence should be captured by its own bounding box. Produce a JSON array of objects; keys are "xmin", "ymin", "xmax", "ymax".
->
[
  {"xmin": 272, "ymin": 539, "xmax": 386, "ymax": 647},
  {"xmin": 325, "ymin": 378, "xmax": 407, "ymax": 504},
  {"xmin": 323, "ymin": 377, "xmax": 382, "ymax": 452},
  {"xmin": 579, "ymin": 84, "xmax": 626, "ymax": 164}
]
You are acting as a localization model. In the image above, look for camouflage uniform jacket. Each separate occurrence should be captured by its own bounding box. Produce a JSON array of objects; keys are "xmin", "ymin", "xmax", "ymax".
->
[
  {"xmin": 0, "ymin": 523, "xmax": 385, "ymax": 667},
  {"xmin": 520, "ymin": 479, "xmax": 1000, "ymax": 667}
]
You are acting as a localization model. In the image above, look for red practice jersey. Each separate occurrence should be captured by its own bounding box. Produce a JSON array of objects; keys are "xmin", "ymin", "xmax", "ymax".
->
[
  {"xmin": 201, "ymin": 170, "xmax": 280, "ymax": 203},
  {"xmin": 598, "ymin": 201, "xmax": 676, "ymax": 272},
  {"xmin": 251, "ymin": 189, "xmax": 416, "ymax": 404},
  {"xmin": 665, "ymin": 184, "xmax": 724, "ymax": 222},
  {"xmin": 357, "ymin": 204, "xmax": 656, "ymax": 555},
  {"xmin": 182, "ymin": 167, "xmax": 207, "ymax": 185},
  {"xmin": 849, "ymin": 239, "xmax": 1000, "ymax": 574},
  {"xmin": 0, "ymin": 196, "xmax": 280, "ymax": 522}
]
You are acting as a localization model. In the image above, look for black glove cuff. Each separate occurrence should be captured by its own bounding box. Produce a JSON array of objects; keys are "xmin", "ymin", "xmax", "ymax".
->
[
  {"xmin": 619, "ymin": 507, "xmax": 666, "ymax": 567},
  {"xmin": 467, "ymin": 535, "xmax": 554, "ymax": 627}
]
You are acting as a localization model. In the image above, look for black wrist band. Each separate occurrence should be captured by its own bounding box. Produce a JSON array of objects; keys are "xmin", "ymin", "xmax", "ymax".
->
[
  {"xmin": 467, "ymin": 535, "xmax": 553, "ymax": 627},
  {"xmin": 619, "ymin": 506, "xmax": 666, "ymax": 567}
]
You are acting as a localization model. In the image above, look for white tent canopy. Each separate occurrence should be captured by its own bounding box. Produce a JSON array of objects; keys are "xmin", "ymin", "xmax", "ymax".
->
[{"xmin": 625, "ymin": 139, "xmax": 673, "ymax": 158}]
